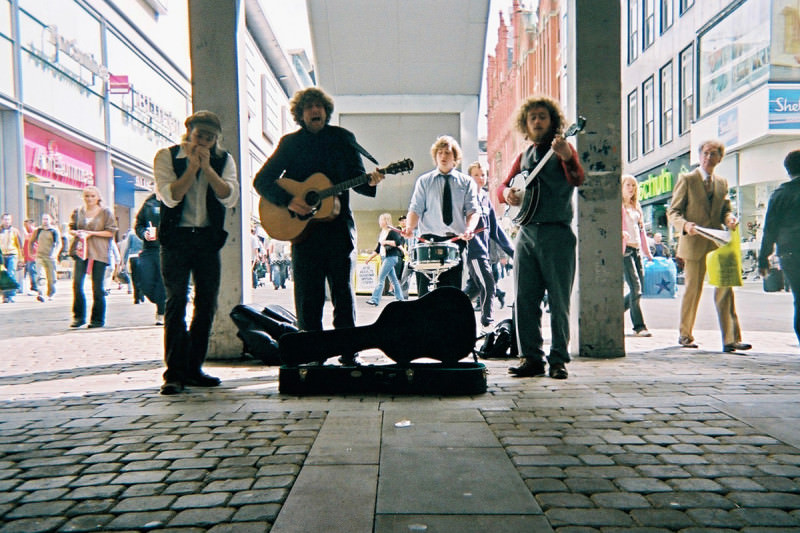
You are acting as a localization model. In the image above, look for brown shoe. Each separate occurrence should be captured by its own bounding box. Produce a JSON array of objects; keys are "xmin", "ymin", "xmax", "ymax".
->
[
  {"xmin": 678, "ymin": 336, "xmax": 698, "ymax": 348},
  {"xmin": 723, "ymin": 342, "xmax": 752, "ymax": 353},
  {"xmin": 548, "ymin": 362, "xmax": 568, "ymax": 379},
  {"xmin": 508, "ymin": 358, "xmax": 545, "ymax": 377}
]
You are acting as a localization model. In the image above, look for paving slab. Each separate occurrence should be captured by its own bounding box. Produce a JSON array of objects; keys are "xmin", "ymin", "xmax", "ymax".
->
[{"xmin": 377, "ymin": 447, "xmax": 541, "ymax": 515}]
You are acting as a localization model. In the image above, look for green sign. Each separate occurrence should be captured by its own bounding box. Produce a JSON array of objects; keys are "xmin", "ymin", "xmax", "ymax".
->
[{"xmin": 638, "ymin": 164, "xmax": 690, "ymax": 201}]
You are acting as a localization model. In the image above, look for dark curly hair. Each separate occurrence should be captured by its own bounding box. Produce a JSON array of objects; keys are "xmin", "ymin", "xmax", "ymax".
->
[
  {"xmin": 514, "ymin": 95, "xmax": 565, "ymax": 142},
  {"xmin": 290, "ymin": 87, "xmax": 334, "ymax": 127}
]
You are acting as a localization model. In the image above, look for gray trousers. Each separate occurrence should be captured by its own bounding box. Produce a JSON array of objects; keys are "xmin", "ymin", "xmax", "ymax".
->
[{"xmin": 513, "ymin": 223, "xmax": 575, "ymax": 364}]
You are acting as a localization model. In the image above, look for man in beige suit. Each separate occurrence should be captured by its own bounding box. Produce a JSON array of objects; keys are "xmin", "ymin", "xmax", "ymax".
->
[{"xmin": 667, "ymin": 139, "xmax": 751, "ymax": 353}]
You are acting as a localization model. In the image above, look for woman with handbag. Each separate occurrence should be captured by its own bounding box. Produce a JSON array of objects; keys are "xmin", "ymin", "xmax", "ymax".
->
[
  {"xmin": 68, "ymin": 186, "xmax": 117, "ymax": 328},
  {"xmin": 621, "ymin": 174, "xmax": 653, "ymax": 337}
]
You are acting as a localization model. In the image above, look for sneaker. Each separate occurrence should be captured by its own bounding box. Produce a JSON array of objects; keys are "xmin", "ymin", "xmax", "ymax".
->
[
  {"xmin": 634, "ymin": 329, "xmax": 652, "ymax": 337},
  {"xmin": 155, "ymin": 314, "xmax": 164, "ymax": 325},
  {"xmin": 70, "ymin": 320, "xmax": 86, "ymax": 328},
  {"xmin": 160, "ymin": 381, "xmax": 184, "ymax": 395},
  {"xmin": 365, "ymin": 300, "xmax": 378, "ymax": 306},
  {"xmin": 508, "ymin": 358, "xmax": 546, "ymax": 377},
  {"xmin": 36, "ymin": 294, "xmax": 45, "ymax": 302},
  {"xmin": 183, "ymin": 373, "xmax": 221, "ymax": 387},
  {"xmin": 548, "ymin": 362, "xmax": 568, "ymax": 379},
  {"xmin": 87, "ymin": 322, "xmax": 104, "ymax": 328}
]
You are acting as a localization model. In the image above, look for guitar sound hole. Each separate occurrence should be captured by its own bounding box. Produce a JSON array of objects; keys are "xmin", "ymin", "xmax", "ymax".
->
[{"xmin": 305, "ymin": 191, "xmax": 321, "ymax": 209}]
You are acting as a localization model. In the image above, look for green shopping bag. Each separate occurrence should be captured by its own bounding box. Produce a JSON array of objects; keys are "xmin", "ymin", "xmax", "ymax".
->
[{"xmin": 706, "ymin": 226, "xmax": 742, "ymax": 287}]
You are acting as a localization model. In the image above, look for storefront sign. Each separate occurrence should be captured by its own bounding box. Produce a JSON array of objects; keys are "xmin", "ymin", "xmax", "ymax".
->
[
  {"xmin": 637, "ymin": 154, "xmax": 691, "ymax": 203},
  {"xmin": 24, "ymin": 123, "xmax": 95, "ymax": 188},
  {"xmin": 768, "ymin": 87, "xmax": 800, "ymax": 129},
  {"xmin": 639, "ymin": 168, "xmax": 674, "ymax": 202},
  {"xmin": 121, "ymin": 89, "xmax": 182, "ymax": 140},
  {"xmin": 40, "ymin": 25, "xmax": 108, "ymax": 87}
]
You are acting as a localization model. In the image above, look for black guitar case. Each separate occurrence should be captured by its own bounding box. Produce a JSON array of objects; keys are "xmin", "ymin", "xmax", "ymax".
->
[
  {"xmin": 279, "ymin": 362, "xmax": 487, "ymax": 396},
  {"xmin": 278, "ymin": 287, "xmax": 486, "ymax": 395},
  {"xmin": 229, "ymin": 304, "xmax": 299, "ymax": 364}
]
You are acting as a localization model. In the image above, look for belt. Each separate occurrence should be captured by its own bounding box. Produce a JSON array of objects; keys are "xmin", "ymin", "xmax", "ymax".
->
[{"xmin": 177, "ymin": 226, "xmax": 210, "ymax": 233}]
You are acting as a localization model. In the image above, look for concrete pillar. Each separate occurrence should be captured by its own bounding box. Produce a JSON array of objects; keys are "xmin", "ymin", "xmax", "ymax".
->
[
  {"xmin": 568, "ymin": 0, "xmax": 625, "ymax": 358},
  {"xmin": 1, "ymin": 109, "xmax": 25, "ymax": 224},
  {"xmin": 187, "ymin": 0, "xmax": 249, "ymax": 359}
]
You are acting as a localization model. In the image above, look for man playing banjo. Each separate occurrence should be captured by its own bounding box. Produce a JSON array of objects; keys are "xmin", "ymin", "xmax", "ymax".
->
[
  {"xmin": 497, "ymin": 96, "xmax": 585, "ymax": 380},
  {"xmin": 402, "ymin": 135, "xmax": 479, "ymax": 296}
]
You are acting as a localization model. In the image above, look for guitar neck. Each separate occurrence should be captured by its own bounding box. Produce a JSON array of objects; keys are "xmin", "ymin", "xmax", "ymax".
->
[
  {"xmin": 522, "ymin": 148, "xmax": 555, "ymax": 188},
  {"xmin": 319, "ymin": 172, "xmax": 371, "ymax": 201},
  {"xmin": 280, "ymin": 325, "xmax": 380, "ymax": 364}
]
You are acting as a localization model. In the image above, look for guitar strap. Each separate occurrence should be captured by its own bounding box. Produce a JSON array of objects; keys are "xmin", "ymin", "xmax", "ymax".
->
[{"xmin": 350, "ymin": 138, "xmax": 380, "ymax": 165}]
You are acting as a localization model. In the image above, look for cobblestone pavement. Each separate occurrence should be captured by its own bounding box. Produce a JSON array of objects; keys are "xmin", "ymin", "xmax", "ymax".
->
[{"xmin": 1, "ymin": 278, "xmax": 799, "ymax": 532}]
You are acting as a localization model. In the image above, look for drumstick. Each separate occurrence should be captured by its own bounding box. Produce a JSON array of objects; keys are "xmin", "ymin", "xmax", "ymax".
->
[{"xmin": 387, "ymin": 225, "xmax": 485, "ymax": 243}]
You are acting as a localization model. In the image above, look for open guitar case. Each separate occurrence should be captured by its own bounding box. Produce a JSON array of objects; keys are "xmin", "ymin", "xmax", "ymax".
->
[
  {"xmin": 275, "ymin": 288, "xmax": 487, "ymax": 395},
  {"xmin": 229, "ymin": 303, "xmax": 299, "ymax": 365}
]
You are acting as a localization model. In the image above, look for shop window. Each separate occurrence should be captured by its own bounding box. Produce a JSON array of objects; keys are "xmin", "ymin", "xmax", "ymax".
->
[
  {"xmin": 661, "ymin": 0, "xmax": 674, "ymax": 34},
  {"xmin": 643, "ymin": 0, "xmax": 655, "ymax": 49},
  {"xmin": 628, "ymin": 0, "xmax": 639, "ymax": 63},
  {"xmin": 660, "ymin": 62, "xmax": 673, "ymax": 145},
  {"xmin": 679, "ymin": 44, "xmax": 693, "ymax": 135},
  {"xmin": 643, "ymin": 76, "xmax": 655, "ymax": 154},
  {"xmin": 628, "ymin": 90, "xmax": 639, "ymax": 161}
]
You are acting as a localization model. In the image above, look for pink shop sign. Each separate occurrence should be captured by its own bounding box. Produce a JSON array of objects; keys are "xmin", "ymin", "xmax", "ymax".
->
[{"xmin": 24, "ymin": 124, "xmax": 95, "ymax": 188}]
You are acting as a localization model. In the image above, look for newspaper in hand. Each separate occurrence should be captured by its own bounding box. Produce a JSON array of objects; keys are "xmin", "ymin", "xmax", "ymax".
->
[{"xmin": 694, "ymin": 226, "xmax": 731, "ymax": 246}]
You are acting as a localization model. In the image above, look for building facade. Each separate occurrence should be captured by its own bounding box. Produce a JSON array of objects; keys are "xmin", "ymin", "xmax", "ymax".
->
[
  {"xmin": 622, "ymin": 0, "xmax": 800, "ymax": 261},
  {"xmin": 0, "ymin": 0, "xmax": 306, "ymax": 240},
  {"xmin": 486, "ymin": 0, "xmax": 564, "ymax": 211}
]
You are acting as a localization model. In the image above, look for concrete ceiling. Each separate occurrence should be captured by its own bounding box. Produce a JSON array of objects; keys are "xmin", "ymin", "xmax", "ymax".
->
[{"xmin": 307, "ymin": 0, "xmax": 490, "ymax": 97}]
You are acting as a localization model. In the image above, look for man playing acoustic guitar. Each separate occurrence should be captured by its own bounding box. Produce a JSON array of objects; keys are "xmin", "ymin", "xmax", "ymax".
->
[
  {"xmin": 497, "ymin": 96, "xmax": 584, "ymax": 379},
  {"xmin": 254, "ymin": 87, "xmax": 385, "ymax": 366}
]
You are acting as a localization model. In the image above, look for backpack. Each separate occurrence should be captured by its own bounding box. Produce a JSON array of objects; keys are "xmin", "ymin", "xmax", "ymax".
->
[{"xmin": 476, "ymin": 318, "xmax": 518, "ymax": 359}]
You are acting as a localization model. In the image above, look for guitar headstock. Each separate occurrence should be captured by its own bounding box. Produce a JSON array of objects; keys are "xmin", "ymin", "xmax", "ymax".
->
[
  {"xmin": 563, "ymin": 116, "xmax": 587, "ymax": 138},
  {"xmin": 382, "ymin": 159, "xmax": 414, "ymax": 175}
]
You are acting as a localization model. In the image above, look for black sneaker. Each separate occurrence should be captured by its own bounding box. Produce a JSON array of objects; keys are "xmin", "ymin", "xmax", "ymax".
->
[
  {"xmin": 160, "ymin": 381, "xmax": 184, "ymax": 395},
  {"xmin": 508, "ymin": 358, "xmax": 545, "ymax": 377},
  {"xmin": 183, "ymin": 373, "xmax": 221, "ymax": 387},
  {"xmin": 549, "ymin": 362, "xmax": 568, "ymax": 379}
]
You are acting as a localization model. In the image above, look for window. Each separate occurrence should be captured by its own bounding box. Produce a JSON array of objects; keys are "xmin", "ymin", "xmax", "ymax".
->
[
  {"xmin": 679, "ymin": 0, "xmax": 694, "ymax": 15},
  {"xmin": 628, "ymin": 90, "xmax": 639, "ymax": 161},
  {"xmin": 643, "ymin": 0, "xmax": 655, "ymax": 49},
  {"xmin": 643, "ymin": 77, "xmax": 655, "ymax": 153},
  {"xmin": 660, "ymin": 62, "xmax": 674, "ymax": 145},
  {"xmin": 661, "ymin": 0, "xmax": 673, "ymax": 33},
  {"xmin": 679, "ymin": 44, "xmax": 694, "ymax": 134},
  {"xmin": 628, "ymin": 0, "xmax": 639, "ymax": 63}
]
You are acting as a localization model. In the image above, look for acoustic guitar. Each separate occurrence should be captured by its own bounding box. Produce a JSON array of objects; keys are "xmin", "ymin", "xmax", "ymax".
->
[
  {"xmin": 505, "ymin": 117, "xmax": 586, "ymax": 226},
  {"xmin": 278, "ymin": 287, "xmax": 476, "ymax": 366},
  {"xmin": 259, "ymin": 159, "xmax": 414, "ymax": 242}
]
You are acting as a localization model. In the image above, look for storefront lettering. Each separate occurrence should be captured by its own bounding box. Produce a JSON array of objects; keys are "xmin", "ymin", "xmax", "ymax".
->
[
  {"xmin": 639, "ymin": 168, "xmax": 674, "ymax": 201},
  {"xmin": 32, "ymin": 142, "xmax": 94, "ymax": 186},
  {"xmin": 773, "ymin": 96, "xmax": 800, "ymax": 112},
  {"xmin": 41, "ymin": 26, "xmax": 108, "ymax": 85},
  {"xmin": 125, "ymin": 90, "xmax": 182, "ymax": 140}
]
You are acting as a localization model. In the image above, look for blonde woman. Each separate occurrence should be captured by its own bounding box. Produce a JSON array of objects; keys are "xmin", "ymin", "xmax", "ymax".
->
[
  {"xmin": 621, "ymin": 174, "xmax": 653, "ymax": 337},
  {"xmin": 364, "ymin": 213, "xmax": 405, "ymax": 306},
  {"xmin": 69, "ymin": 186, "xmax": 117, "ymax": 328}
]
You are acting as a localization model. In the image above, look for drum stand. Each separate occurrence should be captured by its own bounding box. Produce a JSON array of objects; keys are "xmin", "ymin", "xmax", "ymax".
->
[{"xmin": 411, "ymin": 263, "xmax": 454, "ymax": 291}]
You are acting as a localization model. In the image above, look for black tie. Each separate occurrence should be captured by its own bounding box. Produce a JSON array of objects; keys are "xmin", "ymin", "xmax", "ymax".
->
[{"xmin": 442, "ymin": 174, "xmax": 452, "ymax": 225}]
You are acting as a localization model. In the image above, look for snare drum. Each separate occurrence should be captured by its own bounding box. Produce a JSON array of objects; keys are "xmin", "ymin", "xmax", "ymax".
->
[{"xmin": 410, "ymin": 242, "xmax": 460, "ymax": 271}]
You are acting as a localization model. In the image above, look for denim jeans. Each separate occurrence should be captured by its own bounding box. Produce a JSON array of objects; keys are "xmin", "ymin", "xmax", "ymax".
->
[
  {"xmin": 72, "ymin": 258, "xmax": 108, "ymax": 324},
  {"xmin": 369, "ymin": 254, "xmax": 404, "ymax": 304},
  {"xmin": 623, "ymin": 246, "xmax": 647, "ymax": 332},
  {"xmin": 3, "ymin": 254, "xmax": 19, "ymax": 301}
]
